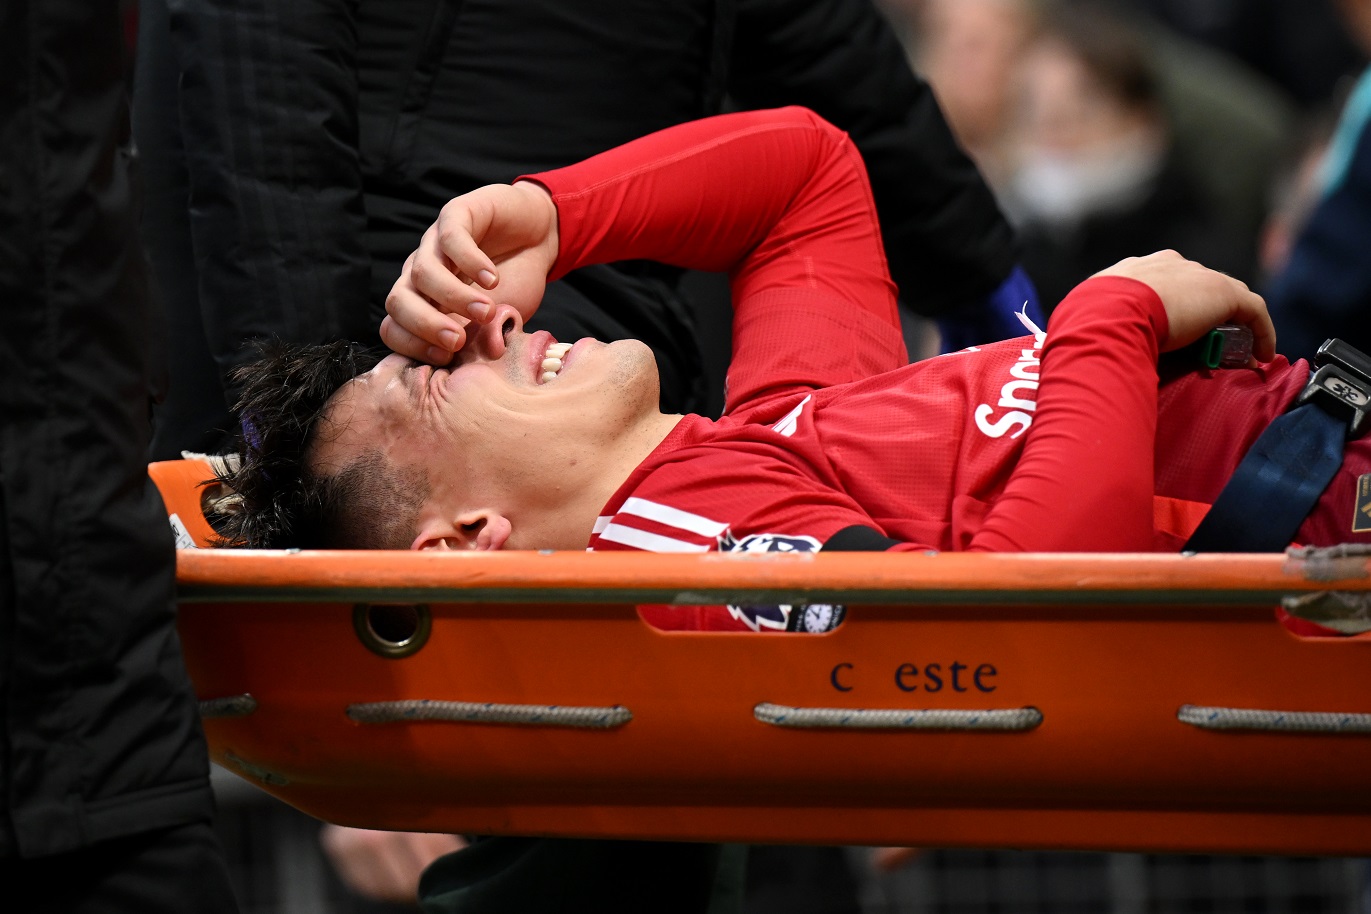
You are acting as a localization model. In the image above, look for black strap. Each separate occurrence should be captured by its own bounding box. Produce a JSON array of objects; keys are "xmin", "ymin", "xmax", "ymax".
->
[
  {"xmin": 1186, "ymin": 339, "xmax": 1371, "ymax": 552},
  {"xmin": 824, "ymin": 524, "xmax": 901, "ymax": 553},
  {"xmin": 1183, "ymin": 400, "xmax": 1347, "ymax": 552}
]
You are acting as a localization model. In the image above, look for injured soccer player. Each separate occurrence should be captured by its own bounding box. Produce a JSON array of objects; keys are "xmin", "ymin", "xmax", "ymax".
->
[{"xmin": 218, "ymin": 106, "xmax": 1371, "ymax": 633}]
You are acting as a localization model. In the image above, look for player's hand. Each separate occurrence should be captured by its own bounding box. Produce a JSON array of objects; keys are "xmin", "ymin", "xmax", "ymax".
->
[
  {"xmin": 319, "ymin": 824, "xmax": 466, "ymax": 904},
  {"xmin": 381, "ymin": 180, "xmax": 559, "ymax": 364},
  {"xmin": 1092, "ymin": 250, "xmax": 1276, "ymax": 363}
]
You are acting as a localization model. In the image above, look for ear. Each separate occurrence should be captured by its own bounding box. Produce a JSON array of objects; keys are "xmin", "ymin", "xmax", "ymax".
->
[{"xmin": 412, "ymin": 509, "xmax": 512, "ymax": 552}]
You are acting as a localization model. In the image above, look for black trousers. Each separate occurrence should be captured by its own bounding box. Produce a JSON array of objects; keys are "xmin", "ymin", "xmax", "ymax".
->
[
  {"xmin": 419, "ymin": 837, "xmax": 746, "ymax": 914},
  {"xmin": 1, "ymin": 821, "xmax": 238, "ymax": 914},
  {"xmin": 0, "ymin": 0, "xmax": 225, "ymax": 892}
]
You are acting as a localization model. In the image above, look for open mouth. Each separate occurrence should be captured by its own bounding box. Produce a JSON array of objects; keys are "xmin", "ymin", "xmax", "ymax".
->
[{"xmin": 539, "ymin": 342, "xmax": 573, "ymax": 383}]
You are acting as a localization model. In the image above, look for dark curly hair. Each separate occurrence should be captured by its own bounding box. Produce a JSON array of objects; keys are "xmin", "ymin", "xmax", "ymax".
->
[{"xmin": 211, "ymin": 339, "xmax": 430, "ymax": 550}]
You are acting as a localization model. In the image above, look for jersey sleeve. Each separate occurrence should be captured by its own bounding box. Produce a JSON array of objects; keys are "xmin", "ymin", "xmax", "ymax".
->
[
  {"xmin": 969, "ymin": 276, "xmax": 1169, "ymax": 552},
  {"xmin": 729, "ymin": 0, "xmax": 1019, "ymax": 318},
  {"xmin": 522, "ymin": 106, "xmax": 906, "ymax": 415}
]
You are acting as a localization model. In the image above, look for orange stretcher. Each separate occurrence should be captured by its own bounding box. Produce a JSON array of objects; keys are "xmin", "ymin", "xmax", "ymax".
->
[{"xmin": 152, "ymin": 459, "xmax": 1371, "ymax": 857}]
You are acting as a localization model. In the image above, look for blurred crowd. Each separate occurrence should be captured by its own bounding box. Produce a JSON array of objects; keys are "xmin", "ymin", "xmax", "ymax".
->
[{"xmin": 883, "ymin": 0, "xmax": 1371, "ymax": 360}]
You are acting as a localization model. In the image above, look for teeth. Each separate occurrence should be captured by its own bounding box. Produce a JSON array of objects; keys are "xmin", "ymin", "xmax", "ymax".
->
[{"xmin": 539, "ymin": 342, "xmax": 573, "ymax": 384}]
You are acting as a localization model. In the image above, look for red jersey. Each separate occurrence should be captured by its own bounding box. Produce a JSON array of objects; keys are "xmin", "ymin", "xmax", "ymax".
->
[{"xmin": 526, "ymin": 107, "xmax": 1370, "ymax": 632}]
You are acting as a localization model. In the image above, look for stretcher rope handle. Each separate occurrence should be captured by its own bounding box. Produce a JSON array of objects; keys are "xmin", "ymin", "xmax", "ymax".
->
[
  {"xmin": 346, "ymin": 699, "xmax": 632, "ymax": 729},
  {"xmin": 199, "ymin": 694, "xmax": 258, "ymax": 719},
  {"xmin": 1177, "ymin": 704, "xmax": 1371, "ymax": 734},
  {"xmin": 754, "ymin": 702, "xmax": 1043, "ymax": 731}
]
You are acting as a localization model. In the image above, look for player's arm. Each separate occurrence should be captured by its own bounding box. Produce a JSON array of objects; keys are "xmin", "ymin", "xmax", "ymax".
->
[
  {"xmin": 535, "ymin": 106, "xmax": 905, "ymax": 409},
  {"xmin": 971, "ymin": 251, "xmax": 1273, "ymax": 552},
  {"xmin": 386, "ymin": 107, "xmax": 905, "ymax": 402}
]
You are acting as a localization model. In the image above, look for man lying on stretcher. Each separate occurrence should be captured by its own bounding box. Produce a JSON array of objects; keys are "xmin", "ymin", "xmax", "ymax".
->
[{"xmin": 217, "ymin": 106, "xmax": 1371, "ymax": 633}]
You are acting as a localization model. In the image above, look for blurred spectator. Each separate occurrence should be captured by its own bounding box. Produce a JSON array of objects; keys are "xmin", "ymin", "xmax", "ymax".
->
[
  {"xmin": 1258, "ymin": 109, "xmax": 1341, "ymax": 283},
  {"xmin": 998, "ymin": 1, "xmax": 1254, "ymax": 309},
  {"xmin": 1140, "ymin": 18, "xmax": 1297, "ymax": 269},
  {"xmin": 1261, "ymin": 0, "xmax": 1371, "ymax": 361},
  {"xmin": 884, "ymin": 0, "xmax": 1294, "ymax": 303},
  {"xmin": 895, "ymin": 0, "xmax": 1042, "ymax": 192},
  {"xmin": 1119, "ymin": 0, "xmax": 1365, "ymax": 109}
]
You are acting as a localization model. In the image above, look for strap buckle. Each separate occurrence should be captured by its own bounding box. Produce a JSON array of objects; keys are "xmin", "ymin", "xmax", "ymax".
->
[{"xmin": 1295, "ymin": 338, "xmax": 1371, "ymax": 439}]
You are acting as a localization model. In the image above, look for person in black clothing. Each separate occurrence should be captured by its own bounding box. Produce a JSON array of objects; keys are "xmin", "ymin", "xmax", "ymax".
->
[
  {"xmin": 131, "ymin": 1, "xmax": 1032, "ymax": 911},
  {"xmin": 0, "ymin": 0, "xmax": 238, "ymax": 911},
  {"xmin": 133, "ymin": 0, "xmax": 1032, "ymax": 460}
]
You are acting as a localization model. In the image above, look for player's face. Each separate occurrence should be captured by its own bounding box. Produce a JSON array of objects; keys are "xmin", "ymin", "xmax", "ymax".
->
[{"xmin": 310, "ymin": 307, "xmax": 659, "ymax": 499}]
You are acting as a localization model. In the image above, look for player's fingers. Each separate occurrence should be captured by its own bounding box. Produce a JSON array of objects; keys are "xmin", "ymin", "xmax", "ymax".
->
[
  {"xmin": 434, "ymin": 204, "xmax": 500, "ymax": 287},
  {"xmin": 408, "ymin": 243, "xmax": 495, "ymax": 325},
  {"xmin": 380, "ymin": 307, "xmax": 465, "ymax": 365},
  {"xmin": 385, "ymin": 252, "xmax": 472, "ymax": 348},
  {"xmin": 1206, "ymin": 269, "xmax": 1275, "ymax": 364},
  {"xmin": 1236, "ymin": 288, "xmax": 1277, "ymax": 363}
]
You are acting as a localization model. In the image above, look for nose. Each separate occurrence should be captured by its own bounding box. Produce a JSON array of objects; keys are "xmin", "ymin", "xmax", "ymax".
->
[{"xmin": 458, "ymin": 305, "xmax": 524, "ymax": 364}]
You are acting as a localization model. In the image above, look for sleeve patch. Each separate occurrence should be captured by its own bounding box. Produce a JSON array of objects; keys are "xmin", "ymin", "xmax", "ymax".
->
[{"xmin": 720, "ymin": 531, "xmax": 845, "ymax": 633}]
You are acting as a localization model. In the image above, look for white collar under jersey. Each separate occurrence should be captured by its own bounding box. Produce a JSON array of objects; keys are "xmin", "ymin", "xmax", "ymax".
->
[{"xmin": 1017, "ymin": 302, "xmax": 1046, "ymax": 346}]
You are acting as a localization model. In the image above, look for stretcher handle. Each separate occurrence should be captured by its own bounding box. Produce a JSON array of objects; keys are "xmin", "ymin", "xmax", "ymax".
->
[
  {"xmin": 754, "ymin": 703, "xmax": 1043, "ymax": 731},
  {"xmin": 197, "ymin": 695, "xmax": 1371, "ymax": 736},
  {"xmin": 346, "ymin": 699, "xmax": 632, "ymax": 729},
  {"xmin": 175, "ymin": 549, "xmax": 1371, "ymax": 605},
  {"xmin": 1177, "ymin": 704, "xmax": 1371, "ymax": 734},
  {"xmin": 199, "ymin": 695, "xmax": 257, "ymax": 719}
]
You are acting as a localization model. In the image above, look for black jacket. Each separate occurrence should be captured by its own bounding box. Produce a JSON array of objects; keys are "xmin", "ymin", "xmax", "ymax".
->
[
  {"xmin": 136, "ymin": 0, "xmax": 1017, "ymax": 455},
  {"xmin": 0, "ymin": 0, "xmax": 215, "ymax": 858}
]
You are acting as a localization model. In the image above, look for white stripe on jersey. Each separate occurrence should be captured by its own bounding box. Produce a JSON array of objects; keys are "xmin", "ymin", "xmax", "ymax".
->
[
  {"xmin": 597, "ymin": 522, "xmax": 714, "ymax": 553},
  {"xmin": 618, "ymin": 497, "xmax": 727, "ymax": 537},
  {"xmin": 592, "ymin": 516, "xmax": 612, "ymax": 534},
  {"xmin": 770, "ymin": 394, "xmax": 812, "ymax": 438},
  {"xmin": 1016, "ymin": 303, "xmax": 1046, "ymax": 345}
]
